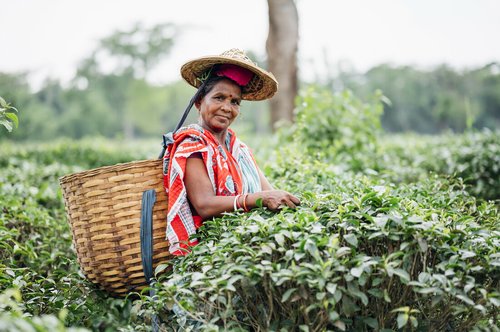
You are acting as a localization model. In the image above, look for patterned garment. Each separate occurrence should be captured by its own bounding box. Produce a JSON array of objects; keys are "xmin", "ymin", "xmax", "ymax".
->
[{"xmin": 163, "ymin": 124, "xmax": 262, "ymax": 255}]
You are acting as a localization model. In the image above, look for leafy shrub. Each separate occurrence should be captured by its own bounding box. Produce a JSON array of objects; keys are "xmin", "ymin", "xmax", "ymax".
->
[
  {"xmin": 289, "ymin": 87, "xmax": 386, "ymax": 171},
  {"xmin": 421, "ymin": 129, "xmax": 500, "ymax": 200},
  {"xmin": 129, "ymin": 87, "xmax": 499, "ymax": 331},
  {"xmin": 0, "ymin": 96, "xmax": 19, "ymax": 132},
  {"xmin": 378, "ymin": 130, "xmax": 500, "ymax": 201},
  {"xmin": 146, "ymin": 173, "xmax": 498, "ymax": 331},
  {"xmin": 285, "ymin": 86, "xmax": 499, "ymax": 201},
  {"xmin": 1, "ymin": 86, "xmax": 498, "ymax": 331},
  {"xmin": 0, "ymin": 289, "xmax": 89, "ymax": 332},
  {"xmin": 0, "ymin": 156, "xmax": 144, "ymax": 331},
  {"xmin": 0, "ymin": 138, "xmax": 159, "ymax": 170}
]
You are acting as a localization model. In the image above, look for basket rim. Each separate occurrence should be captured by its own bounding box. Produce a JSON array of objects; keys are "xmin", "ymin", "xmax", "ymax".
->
[{"xmin": 59, "ymin": 158, "xmax": 162, "ymax": 185}]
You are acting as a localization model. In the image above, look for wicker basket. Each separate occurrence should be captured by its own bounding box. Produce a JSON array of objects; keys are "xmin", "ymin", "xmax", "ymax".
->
[{"xmin": 59, "ymin": 159, "xmax": 171, "ymax": 296}]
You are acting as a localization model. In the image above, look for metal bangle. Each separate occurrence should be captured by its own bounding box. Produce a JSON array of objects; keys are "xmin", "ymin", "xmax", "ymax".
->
[{"xmin": 233, "ymin": 194, "xmax": 241, "ymax": 211}]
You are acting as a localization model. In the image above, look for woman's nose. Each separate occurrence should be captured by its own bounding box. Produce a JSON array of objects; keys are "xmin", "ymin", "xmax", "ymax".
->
[{"xmin": 221, "ymin": 102, "xmax": 231, "ymax": 112}]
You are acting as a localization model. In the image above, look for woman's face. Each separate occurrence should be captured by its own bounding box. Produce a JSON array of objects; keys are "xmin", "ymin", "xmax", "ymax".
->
[{"xmin": 196, "ymin": 78, "xmax": 242, "ymax": 134}]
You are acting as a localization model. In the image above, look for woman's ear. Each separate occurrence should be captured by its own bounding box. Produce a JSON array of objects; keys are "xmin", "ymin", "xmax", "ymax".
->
[{"xmin": 194, "ymin": 97, "xmax": 202, "ymax": 110}]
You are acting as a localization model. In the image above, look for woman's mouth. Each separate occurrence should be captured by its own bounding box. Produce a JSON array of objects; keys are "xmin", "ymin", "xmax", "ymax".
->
[{"xmin": 216, "ymin": 115, "xmax": 230, "ymax": 120}]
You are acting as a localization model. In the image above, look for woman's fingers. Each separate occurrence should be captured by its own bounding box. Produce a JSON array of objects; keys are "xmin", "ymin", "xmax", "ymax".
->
[
  {"xmin": 261, "ymin": 190, "xmax": 301, "ymax": 211},
  {"xmin": 278, "ymin": 193, "xmax": 300, "ymax": 209},
  {"xmin": 283, "ymin": 193, "xmax": 300, "ymax": 208},
  {"xmin": 289, "ymin": 194, "xmax": 301, "ymax": 205}
]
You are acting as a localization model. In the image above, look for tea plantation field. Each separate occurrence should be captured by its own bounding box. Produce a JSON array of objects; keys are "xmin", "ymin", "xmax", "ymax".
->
[{"xmin": 1, "ymin": 89, "xmax": 498, "ymax": 331}]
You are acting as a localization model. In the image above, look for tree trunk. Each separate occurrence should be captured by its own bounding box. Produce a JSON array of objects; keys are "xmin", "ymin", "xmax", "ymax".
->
[{"xmin": 266, "ymin": 0, "xmax": 299, "ymax": 130}]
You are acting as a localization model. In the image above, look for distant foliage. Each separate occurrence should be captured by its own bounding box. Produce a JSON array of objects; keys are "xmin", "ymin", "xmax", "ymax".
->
[
  {"xmin": 378, "ymin": 130, "xmax": 500, "ymax": 201},
  {"xmin": 325, "ymin": 63, "xmax": 500, "ymax": 133},
  {"xmin": 2, "ymin": 61, "xmax": 500, "ymax": 141},
  {"xmin": 421, "ymin": 130, "xmax": 500, "ymax": 200},
  {"xmin": 0, "ymin": 138, "xmax": 159, "ymax": 170}
]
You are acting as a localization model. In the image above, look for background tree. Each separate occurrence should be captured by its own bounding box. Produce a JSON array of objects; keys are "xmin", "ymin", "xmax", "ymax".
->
[
  {"xmin": 76, "ymin": 22, "xmax": 177, "ymax": 139},
  {"xmin": 1, "ymin": 46, "xmax": 499, "ymax": 140},
  {"xmin": 325, "ymin": 62, "xmax": 500, "ymax": 133},
  {"xmin": 266, "ymin": 0, "xmax": 299, "ymax": 130}
]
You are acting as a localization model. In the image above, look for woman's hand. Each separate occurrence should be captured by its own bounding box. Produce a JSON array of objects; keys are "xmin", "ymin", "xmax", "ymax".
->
[
  {"xmin": 250, "ymin": 190, "xmax": 301, "ymax": 211},
  {"xmin": 186, "ymin": 157, "xmax": 301, "ymax": 219}
]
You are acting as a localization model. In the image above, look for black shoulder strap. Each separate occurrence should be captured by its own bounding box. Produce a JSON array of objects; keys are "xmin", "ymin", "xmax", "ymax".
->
[{"xmin": 157, "ymin": 78, "xmax": 209, "ymax": 159}]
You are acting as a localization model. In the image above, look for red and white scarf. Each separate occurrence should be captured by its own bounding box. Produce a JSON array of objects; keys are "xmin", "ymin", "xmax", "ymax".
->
[{"xmin": 163, "ymin": 124, "xmax": 261, "ymax": 255}]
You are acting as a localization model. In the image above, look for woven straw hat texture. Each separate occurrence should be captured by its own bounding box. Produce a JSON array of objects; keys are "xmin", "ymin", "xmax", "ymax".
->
[
  {"xmin": 180, "ymin": 48, "xmax": 278, "ymax": 101},
  {"xmin": 60, "ymin": 159, "xmax": 170, "ymax": 296}
]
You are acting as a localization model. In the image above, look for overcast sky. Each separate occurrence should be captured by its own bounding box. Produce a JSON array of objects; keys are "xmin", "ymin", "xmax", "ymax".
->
[{"xmin": 2, "ymin": 0, "xmax": 500, "ymax": 89}]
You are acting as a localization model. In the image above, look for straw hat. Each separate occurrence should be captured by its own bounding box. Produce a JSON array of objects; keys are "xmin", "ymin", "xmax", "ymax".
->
[{"xmin": 180, "ymin": 48, "xmax": 278, "ymax": 101}]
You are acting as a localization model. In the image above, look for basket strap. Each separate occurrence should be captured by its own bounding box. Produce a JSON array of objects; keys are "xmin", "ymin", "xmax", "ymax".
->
[
  {"xmin": 140, "ymin": 189, "xmax": 160, "ymax": 332},
  {"xmin": 158, "ymin": 75, "xmax": 211, "ymax": 159}
]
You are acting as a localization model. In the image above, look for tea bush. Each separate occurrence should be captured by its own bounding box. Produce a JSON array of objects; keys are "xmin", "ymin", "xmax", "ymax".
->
[
  {"xmin": 284, "ymin": 87, "xmax": 499, "ymax": 201},
  {"xmin": 0, "ymin": 138, "xmax": 159, "ymax": 170},
  {"xmin": 373, "ymin": 130, "xmax": 499, "ymax": 202},
  {"xmin": 288, "ymin": 87, "xmax": 386, "ymax": 172},
  {"xmin": 0, "ymin": 87, "xmax": 498, "ymax": 331},
  {"xmin": 0, "ymin": 96, "xmax": 19, "ymax": 133},
  {"xmin": 418, "ymin": 130, "xmax": 499, "ymax": 201},
  {"xmin": 0, "ymin": 142, "xmax": 158, "ymax": 331},
  {"xmin": 134, "ymin": 87, "xmax": 499, "ymax": 331},
  {"xmin": 0, "ymin": 289, "xmax": 88, "ymax": 332},
  {"xmin": 144, "ymin": 164, "xmax": 498, "ymax": 331}
]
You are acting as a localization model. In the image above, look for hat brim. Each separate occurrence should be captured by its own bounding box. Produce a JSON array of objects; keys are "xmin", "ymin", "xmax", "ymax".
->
[{"xmin": 180, "ymin": 55, "xmax": 278, "ymax": 101}]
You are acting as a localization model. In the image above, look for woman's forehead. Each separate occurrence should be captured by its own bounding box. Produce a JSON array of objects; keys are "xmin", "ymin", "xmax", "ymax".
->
[{"xmin": 210, "ymin": 79, "xmax": 242, "ymax": 97}]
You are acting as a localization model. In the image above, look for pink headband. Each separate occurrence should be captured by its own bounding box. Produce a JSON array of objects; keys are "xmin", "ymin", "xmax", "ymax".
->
[{"xmin": 214, "ymin": 64, "xmax": 254, "ymax": 86}]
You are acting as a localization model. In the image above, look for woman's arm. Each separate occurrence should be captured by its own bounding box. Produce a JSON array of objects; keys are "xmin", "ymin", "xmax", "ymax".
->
[
  {"xmin": 258, "ymin": 168, "xmax": 274, "ymax": 191},
  {"xmin": 185, "ymin": 157, "xmax": 301, "ymax": 220},
  {"xmin": 184, "ymin": 157, "xmax": 236, "ymax": 219}
]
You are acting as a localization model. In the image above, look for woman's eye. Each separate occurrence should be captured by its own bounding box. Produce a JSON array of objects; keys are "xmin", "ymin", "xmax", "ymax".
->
[{"xmin": 231, "ymin": 99, "xmax": 241, "ymax": 106}]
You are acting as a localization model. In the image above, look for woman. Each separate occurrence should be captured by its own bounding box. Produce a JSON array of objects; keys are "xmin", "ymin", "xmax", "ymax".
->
[{"xmin": 163, "ymin": 49, "xmax": 300, "ymax": 255}]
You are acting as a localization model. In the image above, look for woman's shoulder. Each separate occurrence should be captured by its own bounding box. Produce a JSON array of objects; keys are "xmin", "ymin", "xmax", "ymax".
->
[
  {"xmin": 176, "ymin": 124, "xmax": 204, "ymax": 136},
  {"xmin": 174, "ymin": 124, "xmax": 207, "ymax": 142}
]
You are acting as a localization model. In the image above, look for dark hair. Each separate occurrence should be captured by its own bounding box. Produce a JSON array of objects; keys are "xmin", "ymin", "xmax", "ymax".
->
[{"xmin": 195, "ymin": 75, "xmax": 242, "ymax": 105}]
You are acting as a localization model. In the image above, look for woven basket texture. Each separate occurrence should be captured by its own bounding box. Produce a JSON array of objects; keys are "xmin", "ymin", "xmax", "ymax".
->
[{"xmin": 59, "ymin": 159, "xmax": 170, "ymax": 296}]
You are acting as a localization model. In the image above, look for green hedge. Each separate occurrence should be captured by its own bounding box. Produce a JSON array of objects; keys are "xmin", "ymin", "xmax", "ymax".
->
[
  {"xmin": 0, "ymin": 148, "xmax": 142, "ymax": 331},
  {"xmin": 1, "ymin": 87, "xmax": 498, "ymax": 331},
  {"xmin": 146, "ymin": 164, "xmax": 498, "ymax": 331},
  {"xmin": 137, "ymin": 88, "xmax": 499, "ymax": 331}
]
